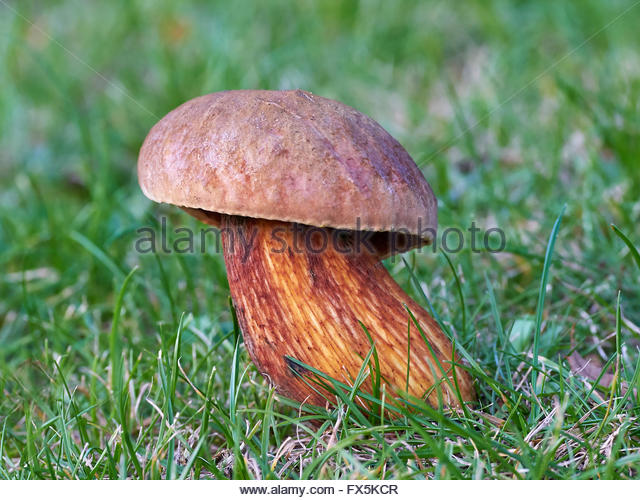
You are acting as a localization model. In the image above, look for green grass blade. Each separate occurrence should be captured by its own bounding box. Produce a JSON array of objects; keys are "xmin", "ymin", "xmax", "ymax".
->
[
  {"xmin": 531, "ymin": 205, "xmax": 566, "ymax": 400},
  {"xmin": 611, "ymin": 224, "xmax": 640, "ymax": 271}
]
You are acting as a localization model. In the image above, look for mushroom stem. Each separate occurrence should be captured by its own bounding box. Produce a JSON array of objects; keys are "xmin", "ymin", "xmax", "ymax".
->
[{"xmin": 221, "ymin": 215, "xmax": 474, "ymax": 408}]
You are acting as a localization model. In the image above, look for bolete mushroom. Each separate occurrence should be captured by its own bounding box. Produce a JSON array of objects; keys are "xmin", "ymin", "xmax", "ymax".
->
[{"xmin": 138, "ymin": 89, "xmax": 474, "ymax": 408}]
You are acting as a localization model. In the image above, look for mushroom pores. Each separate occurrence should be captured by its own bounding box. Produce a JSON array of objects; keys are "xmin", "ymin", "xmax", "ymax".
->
[{"xmin": 138, "ymin": 89, "xmax": 475, "ymax": 408}]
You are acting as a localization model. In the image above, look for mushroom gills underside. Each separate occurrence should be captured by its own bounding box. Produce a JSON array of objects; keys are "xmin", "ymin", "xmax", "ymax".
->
[{"xmin": 221, "ymin": 214, "xmax": 475, "ymax": 408}]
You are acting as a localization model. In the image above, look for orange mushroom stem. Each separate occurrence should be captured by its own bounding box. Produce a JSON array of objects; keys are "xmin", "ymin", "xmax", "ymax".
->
[{"xmin": 220, "ymin": 214, "xmax": 475, "ymax": 408}]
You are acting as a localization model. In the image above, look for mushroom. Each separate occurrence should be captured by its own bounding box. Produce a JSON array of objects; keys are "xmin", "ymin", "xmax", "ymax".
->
[{"xmin": 138, "ymin": 90, "xmax": 475, "ymax": 408}]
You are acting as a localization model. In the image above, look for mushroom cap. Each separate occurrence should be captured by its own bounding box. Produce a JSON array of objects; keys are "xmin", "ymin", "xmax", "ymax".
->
[{"xmin": 138, "ymin": 89, "xmax": 437, "ymax": 251}]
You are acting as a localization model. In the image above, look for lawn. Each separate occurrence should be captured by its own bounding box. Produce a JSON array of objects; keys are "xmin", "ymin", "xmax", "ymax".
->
[{"xmin": 0, "ymin": 0, "xmax": 639, "ymax": 479}]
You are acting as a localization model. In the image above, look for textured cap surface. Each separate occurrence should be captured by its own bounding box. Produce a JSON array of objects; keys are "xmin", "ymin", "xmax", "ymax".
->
[{"xmin": 138, "ymin": 89, "xmax": 437, "ymax": 240}]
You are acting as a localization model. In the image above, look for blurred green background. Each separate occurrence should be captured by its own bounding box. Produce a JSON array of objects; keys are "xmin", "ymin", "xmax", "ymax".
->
[{"xmin": 0, "ymin": 0, "xmax": 639, "ymax": 479}]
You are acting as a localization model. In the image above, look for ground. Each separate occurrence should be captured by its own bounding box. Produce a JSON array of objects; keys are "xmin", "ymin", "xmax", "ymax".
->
[{"xmin": 0, "ymin": 0, "xmax": 639, "ymax": 479}]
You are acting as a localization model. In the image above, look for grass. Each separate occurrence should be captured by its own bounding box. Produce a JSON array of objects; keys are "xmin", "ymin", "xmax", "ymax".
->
[{"xmin": 1, "ymin": 0, "xmax": 640, "ymax": 479}]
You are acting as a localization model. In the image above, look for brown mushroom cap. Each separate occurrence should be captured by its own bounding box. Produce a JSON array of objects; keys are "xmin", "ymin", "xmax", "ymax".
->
[{"xmin": 138, "ymin": 89, "xmax": 437, "ymax": 251}]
